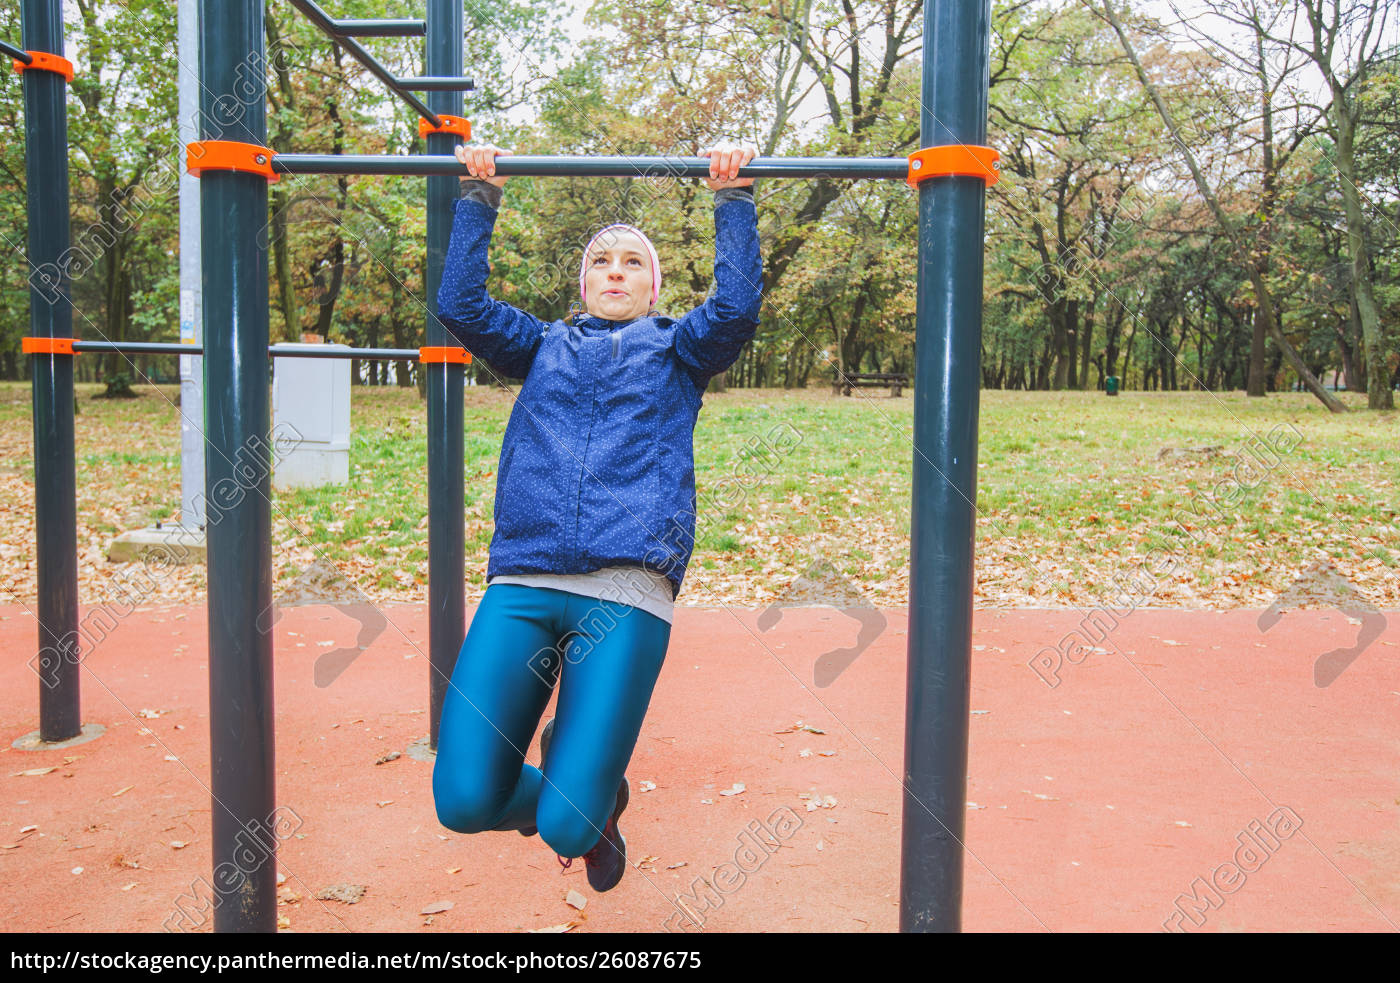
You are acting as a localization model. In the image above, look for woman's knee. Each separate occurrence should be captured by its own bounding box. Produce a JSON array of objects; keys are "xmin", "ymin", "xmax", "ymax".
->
[
  {"xmin": 536, "ymin": 798, "xmax": 608, "ymax": 858},
  {"xmin": 432, "ymin": 765, "xmax": 509, "ymax": 834}
]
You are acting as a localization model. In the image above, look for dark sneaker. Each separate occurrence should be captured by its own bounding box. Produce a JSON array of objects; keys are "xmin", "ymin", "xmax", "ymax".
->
[
  {"xmin": 518, "ymin": 718, "xmax": 557, "ymax": 837},
  {"xmin": 581, "ymin": 777, "xmax": 630, "ymax": 892},
  {"xmin": 539, "ymin": 717, "xmax": 555, "ymax": 762}
]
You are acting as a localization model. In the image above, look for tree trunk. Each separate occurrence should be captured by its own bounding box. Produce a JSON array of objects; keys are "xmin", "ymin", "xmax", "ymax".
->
[{"xmin": 1332, "ymin": 108, "xmax": 1393, "ymax": 408}]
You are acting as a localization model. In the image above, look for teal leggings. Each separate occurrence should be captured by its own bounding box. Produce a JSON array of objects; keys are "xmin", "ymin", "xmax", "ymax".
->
[{"xmin": 432, "ymin": 583, "xmax": 671, "ymax": 857}]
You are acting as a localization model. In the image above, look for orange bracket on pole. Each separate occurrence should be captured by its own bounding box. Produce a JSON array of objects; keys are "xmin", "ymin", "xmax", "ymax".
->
[
  {"xmin": 23, "ymin": 337, "xmax": 76, "ymax": 355},
  {"xmin": 907, "ymin": 145, "xmax": 1000, "ymax": 188},
  {"xmin": 186, "ymin": 140, "xmax": 280, "ymax": 183},
  {"xmin": 13, "ymin": 51, "xmax": 74, "ymax": 82},
  {"xmin": 419, "ymin": 346, "xmax": 472, "ymax": 365},
  {"xmin": 417, "ymin": 115, "xmax": 472, "ymax": 141}
]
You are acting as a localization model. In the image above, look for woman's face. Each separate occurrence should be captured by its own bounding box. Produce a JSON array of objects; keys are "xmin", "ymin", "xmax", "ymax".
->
[{"xmin": 583, "ymin": 230, "xmax": 654, "ymax": 322}]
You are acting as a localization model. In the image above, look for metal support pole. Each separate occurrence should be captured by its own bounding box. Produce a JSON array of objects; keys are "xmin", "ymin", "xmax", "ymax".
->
[
  {"xmin": 900, "ymin": 0, "xmax": 991, "ymax": 932},
  {"xmin": 198, "ymin": 0, "xmax": 275, "ymax": 933},
  {"xmin": 425, "ymin": 0, "xmax": 464, "ymax": 750},
  {"xmin": 178, "ymin": 0, "xmax": 205, "ymax": 531},
  {"xmin": 23, "ymin": 0, "xmax": 80, "ymax": 743}
]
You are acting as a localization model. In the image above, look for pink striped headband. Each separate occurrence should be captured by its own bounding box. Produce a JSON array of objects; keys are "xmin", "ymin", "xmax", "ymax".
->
[{"xmin": 579, "ymin": 224, "xmax": 661, "ymax": 306}]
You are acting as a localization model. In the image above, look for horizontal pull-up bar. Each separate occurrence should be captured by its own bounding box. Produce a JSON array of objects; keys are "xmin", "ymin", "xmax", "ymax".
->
[
  {"xmin": 273, "ymin": 154, "xmax": 914, "ymax": 181},
  {"xmin": 332, "ymin": 18, "xmax": 426, "ymax": 38},
  {"xmin": 1, "ymin": 37, "xmax": 33, "ymax": 64},
  {"xmin": 396, "ymin": 76, "xmax": 475, "ymax": 91}
]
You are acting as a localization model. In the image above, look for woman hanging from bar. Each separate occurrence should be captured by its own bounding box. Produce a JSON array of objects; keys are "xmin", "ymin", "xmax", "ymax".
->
[{"xmin": 431, "ymin": 140, "xmax": 761, "ymax": 891}]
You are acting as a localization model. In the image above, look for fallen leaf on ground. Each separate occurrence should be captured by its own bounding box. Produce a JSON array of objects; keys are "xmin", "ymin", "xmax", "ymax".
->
[
  {"xmin": 720, "ymin": 783, "xmax": 746, "ymax": 796},
  {"xmin": 565, "ymin": 889, "xmax": 587, "ymax": 911},
  {"xmin": 121, "ymin": 882, "xmax": 137, "ymax": 891},
  {"xmin": 277, "ymin": 916, "xmax": 290, "ymax": 929},
  {"xmin": 528, "ymin": 923, "xmax": 575, "ymax": 933},
  {"xmin": 112, "ymin": 785, "xmax": 134, "ymax": 797},
  {"xmin": 420, "ymin": 900, "xmax": 453, "ymax": 915},
  {"xmin": 376, "ymin": 800, "xmax": 394, "ymax": 808},
  {"xmin": 374, "ymin": 752, "xmax": 401, "ymax": 765},
  {"xmin": 169, "ymin": 841, "xmax": 188, "ymax": 849},
  {"xmin": 137, "ymin": 709, "xmax": 165, "ymax": 719},
  {"xmin": 667, "ymin": 862, "xmax": 687, "ymax": 869},
  {"xmin": 638, "ymin": 780, "xmax": 656, "ymax": 792},
  {"xmin": 14, "ymin": 767, "xmax": 56, "ymax": 777},
  {"xmin": 446, "ymin": 867, "xmax": 461, "ymax": 874},
  {"xmin": 19, "ymin": 825, "xmax": 38, "ymax": 834}
]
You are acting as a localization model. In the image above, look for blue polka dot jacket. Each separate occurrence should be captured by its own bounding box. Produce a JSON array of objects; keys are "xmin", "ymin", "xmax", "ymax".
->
[{"xmin": 436, "ymin": 189, "xmax": 762, "ymax": 600}]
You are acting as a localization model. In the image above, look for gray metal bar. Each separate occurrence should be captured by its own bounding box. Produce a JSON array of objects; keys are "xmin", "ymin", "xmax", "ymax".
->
[
  {"xmin": 900, "ymin": 0, "xmax": 991, "ymax": 934},
  {"xmin": 286, "ymin": 0, "xmax": 441, "ymax": 127},
  {"xmin": 199, "ymin": 0, "xmax": 275, "ymax": 934},
  {"xmin": 268, "ymin": 346, "xmax": 420, "ymax": 360},
  {"xmin": 1, "ymin": 37, "xmax": 33, "ymax": 62},
  {"xmin": 273, "ymin": 154, "xmax": 910, "ymax": 180},
  {"xmin": 395, "ymin": 76, "xmax": 474, "ymax": 91},
  {"xmin": 333, "ymin": 18, "xmax": 425, "ymax": 37},
  {"xmin": 71, "ymin": 341, "xmax": 422, "ymax": 360},
  {"xmin": 23, "ymin": 0, "xmax": 80, "ymax": 744},
  {"xmin": 424, "ymin": 0, "xmax": 465, "ymax": 751}
]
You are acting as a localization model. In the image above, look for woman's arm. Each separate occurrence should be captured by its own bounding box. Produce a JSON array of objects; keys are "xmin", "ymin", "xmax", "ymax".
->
[
  {"xmin": 672, "ymin": 143, "xmax": 763, "ymax": 381},
  {"xmin": 435, "ymin": 145, "xmax": 546, "ymax": 380}
]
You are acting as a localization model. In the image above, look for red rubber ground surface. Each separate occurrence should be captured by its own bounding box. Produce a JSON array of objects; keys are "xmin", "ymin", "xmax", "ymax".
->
[{"xmin": 2, "ymin": 602, "xmax": 1396, "ymax": 933}]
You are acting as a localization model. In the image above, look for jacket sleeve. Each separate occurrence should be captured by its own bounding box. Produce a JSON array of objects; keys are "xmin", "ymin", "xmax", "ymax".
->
[
  {"xmin": 672, "ymin": 192, "xmax": 762, "ymax": 380},
  {"xmin": 435, "ymin": 194, "xmax": 547, "ymax": 380}
]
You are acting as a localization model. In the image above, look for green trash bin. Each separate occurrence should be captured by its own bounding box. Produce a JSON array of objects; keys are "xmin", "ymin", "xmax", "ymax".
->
[{"xmin": 1105, "ymin": 375, "xmax": 1119, "ymax": 396}]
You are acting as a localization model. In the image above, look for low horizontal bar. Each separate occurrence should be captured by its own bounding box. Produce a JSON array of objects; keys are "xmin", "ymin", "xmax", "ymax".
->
[
  {"xmin": 269, "ymin": 346, "xmax": 421, "ymax": 361},
  {"xmin": 333, "ymin": 19, "xmax": 426, "ymax": 37},
  {"xmin": 1, "ymin": 38, "xmax": 33, "ymax": 64},
  {"xmin": 71, "ymin": 341, "xmax": 422, "ymax": 361},
  {"xmin": 395, "ymin": 76, "xmax": 475, "ymax": 91},
  {"xmin": 73, "ymin": 341, "xmax": 194, "ymax": 356},
  {"xmin": 273, "ymin": 154, "xmax": 910, "ymax": 180}
]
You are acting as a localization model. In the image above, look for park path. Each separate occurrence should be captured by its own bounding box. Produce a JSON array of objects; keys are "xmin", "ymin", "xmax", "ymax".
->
[{"xmin": 1, "ymin": 602, "xmax": 1396, "ymax": 933}]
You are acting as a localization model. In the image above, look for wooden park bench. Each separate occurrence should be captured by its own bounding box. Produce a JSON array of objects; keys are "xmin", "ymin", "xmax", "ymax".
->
[{"xmin": 833, "ymin": 371, "xmax": 909, "ymax": 397}]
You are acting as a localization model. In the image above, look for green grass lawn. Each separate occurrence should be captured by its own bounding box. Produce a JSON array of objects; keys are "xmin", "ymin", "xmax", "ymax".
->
[{"xmin": 0, "ymin": 381, "xmax": 1395, "ymax": 609}]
